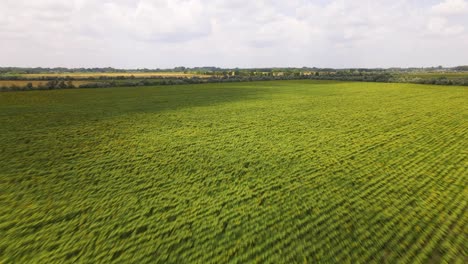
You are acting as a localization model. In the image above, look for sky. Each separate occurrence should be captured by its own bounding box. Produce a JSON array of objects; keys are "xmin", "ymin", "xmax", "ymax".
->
[{"xmin": 1, "ymin": 0, "xmax": 467, "ymax": 69}]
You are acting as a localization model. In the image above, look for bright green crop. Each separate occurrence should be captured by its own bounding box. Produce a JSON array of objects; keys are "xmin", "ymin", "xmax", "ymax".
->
[{"xmin": 0, "ymin": 80, "xmax": 466, "ymax": 263}]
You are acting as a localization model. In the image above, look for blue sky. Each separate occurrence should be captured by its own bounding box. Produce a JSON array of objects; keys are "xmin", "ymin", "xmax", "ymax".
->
[{"xmin": 1, "ymin": 0, "xmax": 467, "ymax": 68}]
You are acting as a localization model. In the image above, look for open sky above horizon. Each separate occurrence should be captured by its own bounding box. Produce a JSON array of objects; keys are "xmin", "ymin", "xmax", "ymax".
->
[{"xmin": 1, "ymin": 0, "xmax": 467, "ymax": 69}]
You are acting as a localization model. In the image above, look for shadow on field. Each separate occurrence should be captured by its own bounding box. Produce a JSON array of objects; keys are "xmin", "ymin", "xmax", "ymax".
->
[
  {"xmin": 0, "ymin": 83, "xmax": 273, "ymax": 130},
  {"xmin": 119, "ymin": 84, "xmax": 270, "ymax": 114}
]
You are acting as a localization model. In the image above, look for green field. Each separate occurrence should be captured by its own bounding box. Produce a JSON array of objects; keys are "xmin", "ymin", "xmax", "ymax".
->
[{"xmin": 0, "ymin": 80, "xmax": 466, "ymax": 263}]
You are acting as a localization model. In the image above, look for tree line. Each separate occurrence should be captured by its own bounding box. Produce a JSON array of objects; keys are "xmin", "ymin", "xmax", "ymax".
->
[{"xmin": 1, "ymin": 72, "xmax": 467, "ymax": 91}]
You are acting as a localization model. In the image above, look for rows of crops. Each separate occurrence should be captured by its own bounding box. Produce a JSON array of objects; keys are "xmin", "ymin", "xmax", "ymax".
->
[{"xmin": 0, "ymin": 80, "xmax": 466, "ymax": 263}]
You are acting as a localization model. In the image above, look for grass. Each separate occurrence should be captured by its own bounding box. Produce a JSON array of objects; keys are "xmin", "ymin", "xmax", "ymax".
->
[{"xmin": 0, "ymin": 80, "xmax": 466, "ymax": 263}]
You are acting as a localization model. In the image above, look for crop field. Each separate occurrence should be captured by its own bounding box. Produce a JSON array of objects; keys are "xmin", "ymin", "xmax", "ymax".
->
[{"xmin": 0, "ymin": 80, "xmax": 466, "ymax": 263}]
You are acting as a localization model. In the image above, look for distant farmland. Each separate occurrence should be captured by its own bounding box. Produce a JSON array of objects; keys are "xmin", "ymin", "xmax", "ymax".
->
[
  {"xmin": 10, "ymin": 72, "xmax": 209, "ymax": 79},
  {"xmin": 0, "ymin": 80, "xmax": 466, "ymax": 263},
  {"xmin": 1, "ymin": 69, "xmax": 467, "ymax": 91}
]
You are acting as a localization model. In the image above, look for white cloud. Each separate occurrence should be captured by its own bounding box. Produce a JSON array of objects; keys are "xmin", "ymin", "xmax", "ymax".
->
[
  {"xmin": 121, "ymin": 0, "xmax": 211, "ymax": 42},
  {"xmin": 427, "ymin": 17, "xmax": 465, "ymax": 35},
  {"xmin": 431, "ymin": 0, "xmax": 468, "ymax": 15},
  {"xmin": 0, "ymin": 0, "xmax": 467, "ymax": 68}
]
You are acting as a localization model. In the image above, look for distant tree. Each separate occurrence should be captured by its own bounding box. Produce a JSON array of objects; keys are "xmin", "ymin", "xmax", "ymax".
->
[
  {"xmin": 45, "ymin": 80, "xmax": 57, "ymax": 89},
  {"xmin": 58, "ymin": 81, "xmax": 67, "ymax": 89},
  {"xmin": 66, "ymin": 80, "xmax": 74, "ymax": 88},
  {"xmin": 453, "ymin": 65, "xmax": 468, "ymax": 71}
]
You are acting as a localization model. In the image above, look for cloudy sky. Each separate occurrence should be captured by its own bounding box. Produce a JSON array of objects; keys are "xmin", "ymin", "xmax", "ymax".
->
[{"xmin": 1, "ymin": 0, "xmax": 467, "ymax": 68}]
